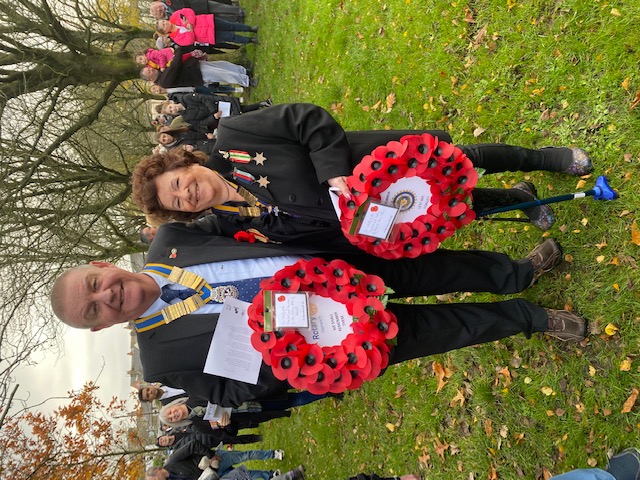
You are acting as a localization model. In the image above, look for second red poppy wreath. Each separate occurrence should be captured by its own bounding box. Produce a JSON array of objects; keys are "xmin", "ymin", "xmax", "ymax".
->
[{"xmin": 338, "ymin": 133, "xmax": 478, "ymax": 259}]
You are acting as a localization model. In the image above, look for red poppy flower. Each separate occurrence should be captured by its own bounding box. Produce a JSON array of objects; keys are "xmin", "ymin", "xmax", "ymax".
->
[
  {"xmin": 323, "ymin": 346, "xmax": 349, "ymax": 370},
  {"xmin": 358, "ymin": 274, "xmax": 385, "ymax": 297},
  {"xmin": 250, "ymin": 330, "xmax": 276, "ymax": 352},
  {"xmin": 329, "ymin": 367, "xmax": 354, "ymax": 393},
  {"xmin": 273, "ymin": 268, "xmax": 301, "ymax": 292},
  {"xmin": 362, "ymin": 346, "xmax": 384, "ymax": 381},
  {"xmin": 349, "ymin": 297, "xmax": 385, "ymax": 322},
  {"xmin": 233, "ymin": 231, "xmax": 256, "ymax": 243},
  {"xmin": 288, "ymin": 371, "xmax": 310, "ymax": 390},
  {"xmin": 352, "ymin": 320, "xmax": 387, "ymax": 343},
  {"xmin": 271, "ymin": 353, "xmax": 301, "ymax": 381},
  {"xmin": 305, "ymin": 258, "xmax": 329, "ymax": 283},
  {"xmin": 372, "ymin": 310, "xmax": 399, "ymax": 340},
  {"xmin": 346, "ymin": 369, "xmax": 365, "ymax": 391},
  {"xmin": 306, "ymin": 364, "xmax": 337, "ymax": 394},
  {"xmin": 270, "ymin": 332, "xmax": 305, "ymax": 358},
  {"xmin": 439, "ymin": 193, "xmax": 470, "ymax": 218},
  {"xmin": 327, "ymin": 259, "xmax": 353, "ymax": 286},
  {"xmin": 449, "ymin": 207, "xmax": 476, "ymax": 229},
  {"xmin": 434, "ymin": 140, "xmax": 456, "ymax": 161},
  {"xmin": 299, "ymin": 343, "xmax": 324, "ymax": 375}
]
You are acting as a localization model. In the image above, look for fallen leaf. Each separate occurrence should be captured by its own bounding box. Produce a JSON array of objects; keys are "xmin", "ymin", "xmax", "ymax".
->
[
  {"xmin": 541, "ymin": 386, "xmax": 554, "ymax": 396},
  {"xmin": 386, "ymin": 422, "xmax": 396, "ymax": 432},
  {"xmin": 394, "ymin": 385, "xmax": 406, "ymax": 398},
  {"xmin": 433, "ymin": 361, "xmax": 451, "ymax": 393},
  {"xmin": 489, "ymin": 463, "xmax": 498, "ymax": 480},
  {"xmin": 632, "ymin": 222, "xmax": 640, "ymax": 246},
  {"xmin": 473, "ymin": 127, "xmax": 486, "ymax": 138},
  {"xmin": 611, "ymin": 7, "xmax": 621, "ymax": 16},
  {"xmin": 589, "ymin": 365, "xmax": 596, "ymax": 377},
  {"xmin": 587, "ymin": 458, "xmax": 598, "ymax": 467},
  {"xmin": 581, "ymin": 218, "xmax": 589, "ymax": 226},
  {"xmin": 631, "ymin": 90, "xmax": 640, "ymax": 110},
  {"xmin": 595, "ymin": 240, "xmax": 608, "ymax": 249},
  {"xmin": 499, "ymin": 425, "xmax": 508, "ymax": 438},
  {"xmin": 613, "ymin": 283, "xmax": 620, "ymax": 292},
  {"xmin": 620, "ymin": 359, "xmax": 632, "ymax": 371},
  {"xmin": 575, "ymin": 402, "xmax": 585, "ymax": 413},
  {"xmin": 603, "ymin": 408, "xmax": 612, "ymax": 416},
  {"xmin": 622, "ymin": 77, "xmax": 630, "ymax": 91},
  {"xmin": 576, "ymin": 179, "xmax": 587, "ymax": 189},
  {"xmin": 621, "ymin": 388, "xmax": 638, "ymax": 413},
  {"xmin": 609, "ymin": 257, "xmax": 620, "ymax": 266},
  {"xmin": 418, "ymin": 447, "xmax": 430, "ymax": 467},
  {"xmin": 484, "ymin": 419, "xmax": 493, "ymax": 436},
  {"xmin": 596, "ymin": 255, "xmax": 605, "ymax": 263},
  {"xmin": 605, "ymin": 323, "xmax": 619, "ymax": 336},
  {"xmin": 434, "ymin": 437, "xmax": 449, "ymax": 462},
  {"xmin": 449, "ymin": 388, "xmax": 465, "ymax": 407},
  {"xmin": 330, "ymin": 102, "xmax": 344, "ymax": 114},
  {"xmin": 385, "ymin": 92, "xmax": 396, "ymax": 112}
]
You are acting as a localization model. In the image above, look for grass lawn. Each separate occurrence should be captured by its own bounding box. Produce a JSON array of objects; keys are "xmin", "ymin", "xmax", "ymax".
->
[{"xmin": 233, "ymin": 0, "xmax": 640, "ymax": 478}]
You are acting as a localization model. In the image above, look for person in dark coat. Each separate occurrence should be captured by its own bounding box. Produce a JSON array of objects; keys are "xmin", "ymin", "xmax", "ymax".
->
[
  {"xmin": 146, "ymin": 439, "xmax": 216, "ymax": 480},
  {"xmin": 150, "ymin": 0, "xmax": 242, "ymax": 22}
]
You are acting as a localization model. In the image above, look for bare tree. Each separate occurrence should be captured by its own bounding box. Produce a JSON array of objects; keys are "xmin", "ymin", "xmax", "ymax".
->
[{"xmin": 0, "ymin": 0, "xmax": 160, "ymax": 418}]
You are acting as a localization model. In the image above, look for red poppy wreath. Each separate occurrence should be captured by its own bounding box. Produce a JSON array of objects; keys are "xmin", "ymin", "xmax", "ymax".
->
[
  {"xmin": 248, "ymin": 258, "xmax": 399, "ymax": 394},
  {"xmin": 338, "ymin": 133, "xmax": 478, "ymax": 259}
]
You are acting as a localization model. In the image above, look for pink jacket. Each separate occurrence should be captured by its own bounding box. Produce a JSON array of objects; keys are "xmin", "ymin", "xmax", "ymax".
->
[
  {"xmin": 145, "ymin": 47, "xmax": 174, "ymax": 69},
  {"xmin": 169, "ymin": 8, "xmax": 215, "ymax": 46}
]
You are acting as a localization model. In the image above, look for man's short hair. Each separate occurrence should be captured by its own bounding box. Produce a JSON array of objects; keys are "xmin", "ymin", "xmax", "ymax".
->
[
  {"xmin": 50, "ymin": 265, "xmax": 92, "ymax": 328},
  {"xmin": 146, "ymin": 466, "xmax": 162, "ymax": 477},
  {"xmin": 139, "ymin": 227, "xmax": 155, "ymax": 245}
]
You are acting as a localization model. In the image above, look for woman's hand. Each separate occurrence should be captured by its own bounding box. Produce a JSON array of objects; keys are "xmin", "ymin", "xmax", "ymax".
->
[
  {"xmin": 327, "ymin": 176, "xmax": 351, "ymax": 199},
  {"xmin": 206, "ymin": 132, "xmax": 216, "ymax": 139},
  {"xmin": 208, "ymin": 420, "xmax": 219, "ymax": 429},
  {"xmin": 214, "ymin": 111, "xmax": 222, "ymax": 119},
  {"xmin": 217, "ymin": 412, "xmax": 231, "ymax": 426}
]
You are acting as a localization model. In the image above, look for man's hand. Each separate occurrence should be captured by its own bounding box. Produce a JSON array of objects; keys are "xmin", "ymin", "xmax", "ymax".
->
[
  {"xmin": 327, "ymin": 176, "xmax": 351, "ymax": 198},
  {"xmin": 400, "ymin": 475, "xmax": 419, "ymax": 480},
  {"xmin": 214, "ymin": 111, "xmax": 222, "ymax": 119},
  {"xmin": 182, "ymin": 144, "xmax": 195, "ymax": 152}
]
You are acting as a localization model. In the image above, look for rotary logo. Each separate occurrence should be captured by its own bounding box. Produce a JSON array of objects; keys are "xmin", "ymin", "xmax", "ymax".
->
[{"xmin": 392, "ymin": 190, "xmax": 417, "ymax": 211}]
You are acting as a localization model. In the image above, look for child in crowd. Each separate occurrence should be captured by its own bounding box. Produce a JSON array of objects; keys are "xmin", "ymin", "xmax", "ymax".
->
[{"xmin": 156, "ymin": 7, "xmax": 257, "ymax": 46}]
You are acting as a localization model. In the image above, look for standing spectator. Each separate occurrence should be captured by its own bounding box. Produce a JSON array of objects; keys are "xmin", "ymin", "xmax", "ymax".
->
[{"xmin": 157, "ymin": 8, "xmax": 257, "ymax": 47}]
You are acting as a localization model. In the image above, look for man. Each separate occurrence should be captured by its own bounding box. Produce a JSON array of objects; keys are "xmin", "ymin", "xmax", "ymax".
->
[
  {"xmin": 149, "ymin": 0, "xmax": 241, "ymax": 22},
  {"xmin": 51, "ymin": 219, "xmax": 586, "ymax": 407},
  {"xmin": 139, "ymin": 384, "xmax": 187, "ymax": 405},
  {"xmin": 157, "ymin": 428, "xmax": 263, "ymax": 450},
  {"xmin": 140, "ymin": 226, "xmax": 158, "ymax": 245},
  {"xmin": 146, "ymin": 439, "xmax": 217, "ymax": 480}
]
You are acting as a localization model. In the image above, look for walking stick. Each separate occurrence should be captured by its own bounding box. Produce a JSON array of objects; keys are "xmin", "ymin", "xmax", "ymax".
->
[{"xmin": 476, "ymin": 175, "xmax": 618, "ymax": 221}]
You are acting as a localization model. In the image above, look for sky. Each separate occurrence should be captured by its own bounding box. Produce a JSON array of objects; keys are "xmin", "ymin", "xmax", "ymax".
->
[{"xmin": 15, "ymin": 320, "xmax": 134, "ymax": 416}]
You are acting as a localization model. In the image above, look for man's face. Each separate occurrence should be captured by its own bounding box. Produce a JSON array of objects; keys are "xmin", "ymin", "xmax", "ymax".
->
[
  {"xmin": 58, "ymin": 262, "xmax": 159, "ymax": 330},
  {"xmin": 141, "ymin": 386, "xmax": 161, "ymax": 401},
  {"xmin": 143, "ymin": 226, "xmax": 158, "ymax": 242},
  {"xmin": 158, "ymin": 435, "xmax": 175, "ymax": 447},
  {"xmin": 142, "ymin": 67, "xmax": 159, "ymax": 82},
  {"xmin": 150, "ymin": 3, "xmax": 166, "ymax": 18}
]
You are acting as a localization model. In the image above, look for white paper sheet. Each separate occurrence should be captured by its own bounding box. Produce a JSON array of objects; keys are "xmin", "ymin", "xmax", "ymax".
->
[
  {"xmin": 203, "ymin": 402, "xmax": 233, "ymax": 422},
  {"xmin": 218, "ymin": 101, "xmax": 232, "ymax": 117},
  {"xmin": 203, "ymin": 297, "xmax": 262, "ymax": 384}
]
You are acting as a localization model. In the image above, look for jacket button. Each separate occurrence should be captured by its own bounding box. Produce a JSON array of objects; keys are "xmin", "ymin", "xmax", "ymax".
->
[
  {"xmin": 317, "ymin": 197, "xmax": 324, "ymax": 205},
  {"xmin": 288, "ymin": 194, "xmax": 297, "ymax": 202}
]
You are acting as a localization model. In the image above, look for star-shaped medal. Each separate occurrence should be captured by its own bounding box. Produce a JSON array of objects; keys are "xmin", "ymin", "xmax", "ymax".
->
[
  {"xmin": 257, "ymin": 175, "xmax": 270, "ymax": 188},
  {"xmin": 253, "ymin": 152, "xmax": 267, "ymax": 165}
]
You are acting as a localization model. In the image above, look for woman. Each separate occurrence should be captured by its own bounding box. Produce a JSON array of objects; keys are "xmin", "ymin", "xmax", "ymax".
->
[
  {"xmin": 155, "ymin": 125, "xmax": 216, "ymax": 154},
  {"xmin": 159, "ymin": 94, "xmax": 270, "ymax": 132},
  {"xmin": 158, "ymin": 394, "xmax": 334, "ymax": 432},
  {"xmin": 157, "ymin": 8, "xmax": 257, "ymax": 46},
  {"xmin": 132, "ymin": 104, "xmax": 592, "ymax": 242}
]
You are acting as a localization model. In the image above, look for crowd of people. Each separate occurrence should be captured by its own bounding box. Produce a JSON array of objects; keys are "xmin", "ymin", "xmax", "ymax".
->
[
  {"xmin": 46, "ymin": 2, "xmax": 639, "ymax": 479},
  {"xmin": 136, "ymin": 0, "xmax": 272, "ymax": 160}
]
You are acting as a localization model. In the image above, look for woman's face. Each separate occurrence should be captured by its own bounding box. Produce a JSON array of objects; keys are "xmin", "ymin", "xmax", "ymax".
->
[
  {"xmin": 158, "ymin": 20, "xmax": 172, "ymax": 33},
  {"xmin": 165, "ymin": 404, "xmax": 188, "ymax": 423},
  {"xmin": 165, "ymin": 103, "xmax": 184, "ymax": 115},
  {"xmin": 158, "ymin": 133, "xmax": 175, "ymax": 145},
  {"xmin": 154, "ymin": 165, "xmax": 227, "ymax": 212}
]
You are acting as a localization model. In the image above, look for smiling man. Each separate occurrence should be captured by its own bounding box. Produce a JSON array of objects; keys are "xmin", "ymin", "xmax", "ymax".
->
[{"xmin": 50, "ymin": 221, "xmax": 586, "ymax": 407}]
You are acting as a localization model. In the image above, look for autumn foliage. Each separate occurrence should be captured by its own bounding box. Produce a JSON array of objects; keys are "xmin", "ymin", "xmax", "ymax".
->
[{"xmin": 1, "ymin": 383, "xmax": 146, "ymax": 480}]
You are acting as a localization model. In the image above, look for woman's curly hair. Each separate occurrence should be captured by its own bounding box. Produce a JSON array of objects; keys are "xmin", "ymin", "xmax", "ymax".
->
[{"xmin": 131, "ymin": 148, "xmax": 208, "ymax": 223}]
